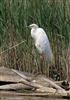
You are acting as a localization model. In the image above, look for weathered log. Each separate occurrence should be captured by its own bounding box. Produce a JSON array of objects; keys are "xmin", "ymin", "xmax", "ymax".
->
[
  {"xmin": 12, "ymin": 69, "xmax": 67, "ymax": 93},
  {"xmin": 0, "ymin": 83, "xmax": 32, "ymax": 90},
  {"xmin": 0, "ymin": 90, "xmax": 69, "ymax": 98},
  {"xmin": 0, "ymin": 67, "xmax": 32, "ymax": 82},
  {"xmin": 0, "ymin": 67, "xmax": 69, "ymax": 95},
  {"xmin": 12, "ymin": 69, "xmax": 32, "ymax": 81},
  {"xmin": 42, "ymin": 78, "xmax": 67, "ymax": 92}
]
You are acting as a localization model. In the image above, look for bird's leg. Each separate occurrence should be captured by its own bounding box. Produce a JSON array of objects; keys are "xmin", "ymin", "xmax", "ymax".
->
[
  {"xmin": 40, "ymin": 54, "xmax": 50, "ymax": 76},
  {"xmin": 66, "ymin": 63, "xmax": 69, "ymax": 82},
  {"xmin": 40, "ymin": 53, "xmax": 45, "ymax": 74},
  {"xmin": 32, "ymin": 54, "xmax": 44, "ymax": 75}
]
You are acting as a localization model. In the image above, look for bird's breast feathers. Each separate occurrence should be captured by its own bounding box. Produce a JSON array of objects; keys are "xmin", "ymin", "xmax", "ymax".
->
[
  {"xmin": 31, "ymin": 28, "xmax": 48, "ymax": 42},
  {"xmin": 34, "ymin": 28, "xmax": 50, "ymax": 51}
]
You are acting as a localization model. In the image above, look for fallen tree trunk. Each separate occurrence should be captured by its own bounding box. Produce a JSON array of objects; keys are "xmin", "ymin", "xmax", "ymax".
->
[
  {"xmin": 12, "ymin": 69, "xmax": 67, "ymax": 93},
  {"xmin": 0, "ymin": 83, "xmax": 32, "ymax": 90},
  {"xmin": 0, "ymin": 67, "xmax": 69, "ymax": 96},
  {"xmin": 12, "ymin": 69, "xmax": 31, "ymax": 81},
  {"xmin": 0, "ymin": 90, "xmax": 68, "ymax": 98}
]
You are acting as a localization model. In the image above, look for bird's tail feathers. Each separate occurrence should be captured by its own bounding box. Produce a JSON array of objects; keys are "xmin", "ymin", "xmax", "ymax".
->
[{"xmin": 47, "ymin": 52, "xmax": 54, "ymax": 65}]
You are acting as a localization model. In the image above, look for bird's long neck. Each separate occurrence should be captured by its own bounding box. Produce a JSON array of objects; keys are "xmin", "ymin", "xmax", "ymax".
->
[{"xmin": 31, "ymin": 28, "xmax": 38, "ymax": 42}]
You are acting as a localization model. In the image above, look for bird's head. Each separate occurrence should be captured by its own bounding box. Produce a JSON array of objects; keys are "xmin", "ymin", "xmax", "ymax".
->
[{"xmin": 29, "ymin": 24, "xmax": 38, "ymax": 29}]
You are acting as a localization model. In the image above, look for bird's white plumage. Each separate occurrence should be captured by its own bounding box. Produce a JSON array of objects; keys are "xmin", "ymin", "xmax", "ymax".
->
[{"xmin": 29, "ymin": 24, "xmax": 53, "ymax": 62}]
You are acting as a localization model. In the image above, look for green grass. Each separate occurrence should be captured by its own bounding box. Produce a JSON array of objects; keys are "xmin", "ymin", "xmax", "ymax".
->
[{"xmin": 0, "ymin": 0, "xmax": 70, "ymax": 80}]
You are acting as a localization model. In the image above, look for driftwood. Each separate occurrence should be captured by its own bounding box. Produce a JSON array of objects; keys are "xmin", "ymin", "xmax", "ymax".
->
[
  {"xmin": 0, "ymin": 67, "xmax": 32, "ymax": 82},
  {"xmin": 12, "ymin": 69, "xmax": 67, "ymax": 94},
  {"xmin": 0, "ymin": 67, "xmax": 70, "ymax": 98},
  {"xmin": 0, "ymin": 83, "xmax": 32, "ymax": 90},
  {"xmin": 0, "ymin": 90, "xmax": 69, "ymax": 98},
  {"xmin": 12, "ymin": 69, "xmax": 31, "ymax": 81}
]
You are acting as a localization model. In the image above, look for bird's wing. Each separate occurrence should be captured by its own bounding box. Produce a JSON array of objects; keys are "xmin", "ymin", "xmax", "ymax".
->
[{"xmin": 35, "ymin": 28, "xmax": 53, "ymax": 61}]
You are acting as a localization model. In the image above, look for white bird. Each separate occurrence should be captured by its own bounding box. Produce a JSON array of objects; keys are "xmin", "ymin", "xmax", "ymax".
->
[
  {"xmin": 29, "ymin": 24, "xmax": 53, "ymax": 73},
  {"xmin": 29, "ymin": 24, "xmax": 53, "ymax": 61}
]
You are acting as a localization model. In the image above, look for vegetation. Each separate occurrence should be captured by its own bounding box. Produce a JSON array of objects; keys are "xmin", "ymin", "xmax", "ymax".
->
[{"xmin": 0, "ymin": 0, "xmax": 70, "ymax": 80}]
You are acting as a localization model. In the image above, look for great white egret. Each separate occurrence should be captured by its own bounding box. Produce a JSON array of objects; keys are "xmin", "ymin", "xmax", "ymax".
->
[{"xmin": 29, "ymin": 24, "xmax": 53, "ymax": 73}]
